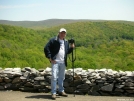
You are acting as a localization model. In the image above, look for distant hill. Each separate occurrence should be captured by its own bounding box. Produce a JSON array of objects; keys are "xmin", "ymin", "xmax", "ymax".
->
[
  {"xmin": 0, "ymin": 21, "xmax": 134, "ymax": 71},
  {"xmin": 0, "ymin": 19, "xmax": 89, "ymax": 29},
  {"xmin": 0, "ymin": 19, "xmax": 134, "ymax": 29}
]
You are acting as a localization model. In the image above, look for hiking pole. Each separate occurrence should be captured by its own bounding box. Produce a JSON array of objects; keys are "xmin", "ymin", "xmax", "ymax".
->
[
  {"xmin": 72, "ymin": 47, "xmax": 76, "ymax": 97},
  {"xmin": 68, "ymin": 38, "xmax": 76, "ymax": 97}
]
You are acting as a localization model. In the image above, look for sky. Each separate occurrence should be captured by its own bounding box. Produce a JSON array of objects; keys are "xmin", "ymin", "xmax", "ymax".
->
[{"xmin": 0, "ymin": 0, "xmax": 134, "ymax": 21}]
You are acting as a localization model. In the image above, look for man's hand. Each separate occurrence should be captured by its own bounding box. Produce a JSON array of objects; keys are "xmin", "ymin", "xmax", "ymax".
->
[
  {"xmin": 70, "ymin": 43, "xmax": 75, "ymax": 48},
  {"xmin": 49, "ymin": 58, "xmax": 56, "ymax": 64}
]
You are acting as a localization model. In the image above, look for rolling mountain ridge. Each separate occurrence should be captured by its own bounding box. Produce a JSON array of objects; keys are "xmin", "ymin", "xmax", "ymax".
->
[{"xmin": 0, "ymin": 19, "xmax": 134, "ymax": 29}]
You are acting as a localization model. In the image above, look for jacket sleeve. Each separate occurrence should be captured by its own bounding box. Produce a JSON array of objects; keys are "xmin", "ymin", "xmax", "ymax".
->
[
  {"xmin": 66, "ymin": 41, "xmax": 73, "ymax": 54},
  {"xmin": 44, "ymin": 39, "xmax": 52, "ymax": 59}
]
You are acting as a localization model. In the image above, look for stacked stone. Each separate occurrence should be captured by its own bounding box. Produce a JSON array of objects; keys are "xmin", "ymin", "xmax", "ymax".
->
[
  {"xmin": 0, "ymin": 67, "xmax": 134, "ymax": 97},
  {"xmin": 0, "ymin": 67, "xmax": 22, "ymax": 90},
  {"xmin": 0, "ymin": 67, "xmax": 51, "ymax": 92},
  {"xmin": 86, "ymin": 69, "xmax": 134, "ymax": 96}
]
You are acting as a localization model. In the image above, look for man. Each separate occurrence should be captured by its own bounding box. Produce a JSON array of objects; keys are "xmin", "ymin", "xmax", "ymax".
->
[{"xmin": 44, "ymin": 28, "xmax": 74, "ymax": 100}]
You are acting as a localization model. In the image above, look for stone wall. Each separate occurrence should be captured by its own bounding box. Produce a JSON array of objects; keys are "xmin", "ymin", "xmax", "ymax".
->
[{"xmin": 0, "ymin": 67, "xmax": 134, "ymax": 97}]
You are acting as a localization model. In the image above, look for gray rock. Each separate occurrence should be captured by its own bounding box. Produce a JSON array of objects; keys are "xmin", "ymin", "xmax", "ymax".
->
[
  {"xmin": 34, "ymin": 77, "xmax": 45, "ymax": 81},
  {"xmin": 20, "ymin": 76, "xmax": 27, "ymax": 82},
  {"xmin": 0, "ymin": 68, "xmax": 3, "ymax": 73},
  {"xmin": 65, "ymin": 87, "xmax": 74, "ymax": 93},
  {"xmin": 99, "ymin": 91, "xmax": 111, "ymax": 96},
  {"xmin": 76, "ymin": 89, "xmax": 89, "ymax": 94},
  {"xmin": 89, "ymin": 91, "xmax": 100, "ymax": 96},
  {"xmin": 74, "ymin": 75, "xmax": 81, "ymax": 80},
  {"xmin": 101, "ymin": 78, "xmax": 106, "ymax": 81},
  {"xmin": 40, "ymin": 81, "xmax": 48, "ymax": 86},
  {"xmin": 34, "ymin": 81, "xmax": 40, "ymax": 85},
  {"xmin": 96, "ymin": 68, "xmax": 107, "ymax": 73},
  {"xmin": 115, "ymin": 84, "xmax": 125, "ymax": 88},
  {"xmin": 66, "ymin": 69, "xmax": 73, "ymax": 75},
  {"xmin": 77, "ymin": 84, "xmax": 90, "ymax": 89},
  {"xmin": 21, "ymin": 68, "xmax": 26, "ymax": 72},
  {"xmin": 20, "ymin": 76, "xmax": 26, "ymax": 80},
  {"xmin": 125, "ymin": 71, "xmax": 133, "ymax": 77},
  {"xmin": 12, "ymin": 77, "xmax": 21, "ymax": 83},
  {"xmin": 24, "ymin": 82, "xmax": 33, "ymax": 87},
  {"xmin": 74, "ymin": 68, "xmax": 83, "ymax": 75},
  {"xmin": 23, "ymin": 71, "xmax": 30, "ymax": 79},
  {"xmin": 87, "ymin": 69, "xmax": 95, "ymax": 73},
  {"xmin": 114, "ymin": 88, "xmax": 124, "ymax": 92},
  {"xmin": 24, "ymin": 67, "xmax": 32, "ymax": 72},
  {"xmin": 20, "ymin": 87, "xmax": 36, "ymax": 92},
  {"xmin": 34, "ymin": 85, "xmax": 45, "ymax": 89},
  {"xmin": 100, "ymin": 83, "xmax": 114, "ymax": 92},
  {"xmin": 123, "ymin": 87, "xmax": 134, "ymax": 90},
  {"xmin": 7, "ymin": 74, "xmax": 14, "ymax": 78},
  {"xmin": 125, "ymin": 82, "xmax": 134, "ymax": 87},
  {"xmin": 45, "ymin": 76, "xmax": 51, "ymax": 84},
  {"xmin": 31, "ymin": 68, "xmax": 39, "ymax": 76},
  {"xmin": 69, "ymin": 80, "xmax": 82, "ymax": 87},
  {"xmin": 126, "ymin": 90, "xmax": 134, "ymax": 93},
  {"xmin": 38, "ymin": 69, "xmax": 45, "ymax": 72},
  {"xmin": 125, "ymin": 78, "xmax": 134, "ymax": 82},
  {"xmin": 90, "ymin": 85, "xmax": 100, "ymax": 92},
  {"xmin": 114, "ymin": 73, "xmax": 120, "ymax": 78},
  {"xmin": 4, "ymin": 83, "xmax": 12, "ymax": 89},
  {"xmin": 45, "ymin": 67, "xmax": 51, "ymax": 72},
  {"xmin": 99, "ymin": 73, "xmax": 106, "ymax": 78},
  {"xmin": 84, "ymin": 80, "xmax": 91, "ymax": 84},
  {"xmin": 3, "ymin": 70, "xmax": 12, "ymax": 74},
  {"xmin": 96, "ymin": 79, "xmax": 105, "ymax": 83},
  {"xmin": 63, "ymin": 81, "xmax": 69, "ymax": 87},
  {"xmin": 119, "ymin": 70, "xmax": 127, "ymax": 76},
  {"xmin": 4, "ymin": 77, "xmax": 12, "ymax": 83},
  {"xmin": 0, "ymin": 77, "xmax": 3, "ymax": 82},
  {"xmin": 0, "ymin": 85, "xmax": 4, "ymax": 90},
  {"xmin": 12, "ymin": 68, "xmax": 22, "ymax": 76}
]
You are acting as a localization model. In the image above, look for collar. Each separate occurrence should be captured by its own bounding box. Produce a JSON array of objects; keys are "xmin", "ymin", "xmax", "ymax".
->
[{"xmin": 54, "ymin": 36, "xmax": 67, "ymax": 42}]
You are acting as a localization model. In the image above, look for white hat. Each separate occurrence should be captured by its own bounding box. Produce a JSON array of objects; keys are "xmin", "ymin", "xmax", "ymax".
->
[{"xmin": 59, "ymin": 28, "xmax": 67, "ymax": 33}]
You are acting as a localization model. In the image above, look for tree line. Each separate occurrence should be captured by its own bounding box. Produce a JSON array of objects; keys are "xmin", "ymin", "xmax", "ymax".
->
[{"xmin": 0, "ymin": 21, "xmax": 134, "ymax": 71}]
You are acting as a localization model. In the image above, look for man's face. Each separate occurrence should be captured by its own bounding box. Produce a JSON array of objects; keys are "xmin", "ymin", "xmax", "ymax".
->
[{"xmin": 59, "ymin": 31, "xmax": 66, "ymax": 39}]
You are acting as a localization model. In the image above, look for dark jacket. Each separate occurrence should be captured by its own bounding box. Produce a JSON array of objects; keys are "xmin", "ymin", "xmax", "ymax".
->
[{"xmin": 44, "ymin": 36, "xmax": 73, "ymax": 67}]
